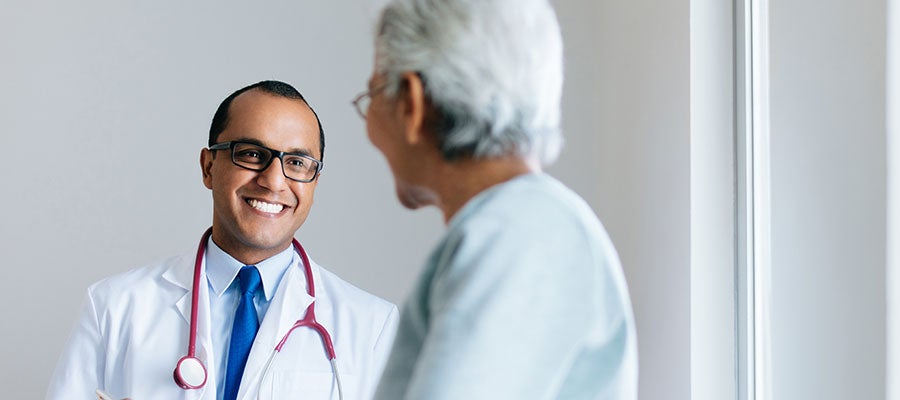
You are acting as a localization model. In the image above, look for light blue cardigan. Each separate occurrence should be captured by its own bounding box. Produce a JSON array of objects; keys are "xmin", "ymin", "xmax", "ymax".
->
[{"xmin": 375, "ymin": 173, "xmax": 638, "ymax": 400}]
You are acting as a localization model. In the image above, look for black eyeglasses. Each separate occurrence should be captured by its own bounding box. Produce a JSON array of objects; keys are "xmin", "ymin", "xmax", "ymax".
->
[
  {"xmin": 351, "ymin": 83, "xmax": 389, "ymax": 119},
  {"xmin": 208, "ymin": 141, "xmax": 324, "ymax": 183}
]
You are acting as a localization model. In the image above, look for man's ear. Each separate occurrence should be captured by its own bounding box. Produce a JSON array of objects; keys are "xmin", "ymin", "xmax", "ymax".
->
[
  {"xmin": 398, "ymin": 71, "xmax": 428, "ymax": 146},
  {"xmin": 200, "ymin": 148, "xmax": 214, "ymax": 189}
]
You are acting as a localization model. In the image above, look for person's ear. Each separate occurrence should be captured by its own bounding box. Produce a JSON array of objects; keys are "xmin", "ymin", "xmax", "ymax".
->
[
  {"xmin": 398, "ymin": 71, "xmax": 428, "ymax": 146},
  {"xmin": 200, "ymin": 148, "xmax": 214, "ymax": 189}
]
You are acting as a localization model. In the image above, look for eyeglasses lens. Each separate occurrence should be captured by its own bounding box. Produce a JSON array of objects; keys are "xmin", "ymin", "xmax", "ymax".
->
[{"xmin": 231, "ymin": 142, "xmax": 319, "ymax": 182}]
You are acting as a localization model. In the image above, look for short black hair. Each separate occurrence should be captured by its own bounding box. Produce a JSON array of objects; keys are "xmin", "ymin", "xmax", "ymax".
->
[{"xmin": 208, "ymin": 80, "xmax": 325, "ymax": 161}]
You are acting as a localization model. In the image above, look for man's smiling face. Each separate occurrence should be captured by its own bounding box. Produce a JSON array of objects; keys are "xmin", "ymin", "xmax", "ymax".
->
[{"xmin": 201, "ymin": 89, "xmax": 321, "ymax": 264}]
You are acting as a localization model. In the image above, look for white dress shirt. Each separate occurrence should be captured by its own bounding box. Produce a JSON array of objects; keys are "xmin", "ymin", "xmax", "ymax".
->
[{"xmin": 205, "ymin": 239, "xmax": 294, "ymax": 400}]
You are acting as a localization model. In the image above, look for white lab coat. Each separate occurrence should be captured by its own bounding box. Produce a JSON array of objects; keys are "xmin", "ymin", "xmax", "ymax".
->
[{"xmin": 47, "ymin": 249, "xmax": 399, "ymax": 400}]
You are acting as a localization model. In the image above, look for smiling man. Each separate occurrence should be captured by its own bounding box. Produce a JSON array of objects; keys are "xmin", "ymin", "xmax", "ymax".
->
[{"xmin": 48, "ymin": 81, "xmax": 399, "ymax": 400}]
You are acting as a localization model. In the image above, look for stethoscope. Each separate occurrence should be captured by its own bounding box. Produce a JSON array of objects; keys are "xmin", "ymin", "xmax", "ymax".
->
[{"xmin": 173, "ymin": 228, "xmax": 343, "ymax": 399}]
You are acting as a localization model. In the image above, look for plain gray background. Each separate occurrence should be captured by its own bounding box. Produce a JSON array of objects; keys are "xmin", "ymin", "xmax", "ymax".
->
[
  {"xmin": 2, "ymin": 0, "xmax": 892, "ymax": 399},
  {"xmin": 0, "ymin": 1, "xmax": 629, "ymax": 397}
]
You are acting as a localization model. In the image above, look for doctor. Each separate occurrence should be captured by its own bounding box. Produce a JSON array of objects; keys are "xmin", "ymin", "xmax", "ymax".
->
[{"xmin": 47, "ymin": 80, "xmax": 399, "ymax": 400}]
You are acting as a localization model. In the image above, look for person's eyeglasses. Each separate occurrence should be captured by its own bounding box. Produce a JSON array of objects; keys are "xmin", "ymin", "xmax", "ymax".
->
[
  {"xmin": 208, "ymin": 141, "xmax": 324, "ymax": 183},
  {"xmin": 351, "ymin": 83, "xmax": 388, "ymax": 119}
]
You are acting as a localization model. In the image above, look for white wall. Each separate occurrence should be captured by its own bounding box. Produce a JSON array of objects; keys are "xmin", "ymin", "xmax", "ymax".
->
[
  {"xmin": 2, "ymin": 1, "xmax": 695, "ymax": 398},
  {"xmin": 12, "ymin": 0, "xmax": 846, "ymax": 398},
  {"xmin": 589, "ymin": 1, "xmax": 692, "ymax": 399},
  {"xmin": 768, "ymin": 0, "xmax": 887, "ymax": 398}
]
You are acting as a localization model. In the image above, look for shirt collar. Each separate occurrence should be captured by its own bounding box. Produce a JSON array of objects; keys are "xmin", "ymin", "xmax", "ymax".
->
[{"xmin": 205, "ymin": 237, "xmax": 295, "ymax": 301}]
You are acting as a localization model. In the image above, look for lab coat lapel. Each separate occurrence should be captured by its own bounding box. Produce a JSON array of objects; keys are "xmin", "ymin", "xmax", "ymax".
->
[
  {"xmin": 162, "ymin": 254, "xmax": 217, "ymax": 399},
  {"xmin": 237, "ymin": 258, "xmax": 315, "ymax": 400}
]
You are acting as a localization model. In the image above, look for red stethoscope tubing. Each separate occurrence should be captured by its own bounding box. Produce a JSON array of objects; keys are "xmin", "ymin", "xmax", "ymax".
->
[
  {"xmin": 186, "ymin": 228, "xmax": 208, "ymax": 360},
  {"xmin": 173, "ymin": 228, "xmax": 336, "ymax": 390}
]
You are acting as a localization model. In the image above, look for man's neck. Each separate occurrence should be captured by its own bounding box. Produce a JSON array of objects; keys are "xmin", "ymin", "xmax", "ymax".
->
[
  {"xmin": 431, "ymin": 156, "xmax": 540, "ymax": 224},
  {"xmin": 209, "ymin": 235, "xmax": 292, "ymax": 266}
]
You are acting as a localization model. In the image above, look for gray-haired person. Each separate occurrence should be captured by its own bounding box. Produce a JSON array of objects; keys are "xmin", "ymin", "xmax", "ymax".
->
[{"xmin": 353, "ymin": 0, "xmax": 638, "ymax": 398}]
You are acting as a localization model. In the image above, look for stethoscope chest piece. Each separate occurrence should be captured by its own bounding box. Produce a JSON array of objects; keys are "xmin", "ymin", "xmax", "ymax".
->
[{"xmin": 174, "ymin": 355, "xmax": 208, "ymax": 389}]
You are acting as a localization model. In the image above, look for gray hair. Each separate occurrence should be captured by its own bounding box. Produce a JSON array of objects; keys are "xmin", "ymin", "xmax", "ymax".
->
[{"xmin": 375, "ymin": 0, "xmax": 564, "ymax": 165}]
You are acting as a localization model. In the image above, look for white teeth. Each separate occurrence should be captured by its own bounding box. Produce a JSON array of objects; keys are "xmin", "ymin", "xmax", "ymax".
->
[{"xmin": 248, "ymin": 199, "xmax": 284, "ymax": 213}]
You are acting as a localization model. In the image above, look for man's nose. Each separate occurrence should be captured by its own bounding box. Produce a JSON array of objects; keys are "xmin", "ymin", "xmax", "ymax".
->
[{"xmin": 256, "ymin": 156, "xmax": 289, "ymax": 189}]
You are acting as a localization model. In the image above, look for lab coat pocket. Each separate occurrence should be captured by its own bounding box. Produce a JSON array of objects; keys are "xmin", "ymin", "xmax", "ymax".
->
[{"xmin": 266, "ymin": 370, "xmax": 359, "ymax": 400}]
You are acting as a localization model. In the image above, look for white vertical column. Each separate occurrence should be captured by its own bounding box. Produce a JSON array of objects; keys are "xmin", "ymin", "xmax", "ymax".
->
[
  {"xmin": 748, "ymin": 0, "xmax": 772, "ymax": 398},
  {"xmin": 689, "ymin": 0, "xmax": 736, "ymax": 398}
]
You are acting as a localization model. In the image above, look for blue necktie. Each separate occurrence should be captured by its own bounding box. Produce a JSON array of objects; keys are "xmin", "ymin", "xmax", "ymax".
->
[{"xmin": 223, "ymin": 266, "xmax": 262, "ymax": 400}]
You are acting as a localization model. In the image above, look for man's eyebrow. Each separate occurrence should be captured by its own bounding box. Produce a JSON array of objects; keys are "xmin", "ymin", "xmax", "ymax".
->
[
  {"xmin": 286, "ymin": 148, "xmax": 315, "ymax": 158},
  {"xmin": 232, "ymin": 137, "xmax": 265, "ymax": 147},
  {"xmin": 233, "ymin": 137, "xmax": 316, "ymax": 158}
]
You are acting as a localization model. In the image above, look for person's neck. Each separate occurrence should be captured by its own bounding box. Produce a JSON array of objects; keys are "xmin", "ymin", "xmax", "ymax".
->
[
  {"xmin": 432, "ymin": 156, "xmax": 540, "ymax": 224},
  {"xmin": 210, "ymin": 234, "xmax": 290, "ymax": 266}
]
